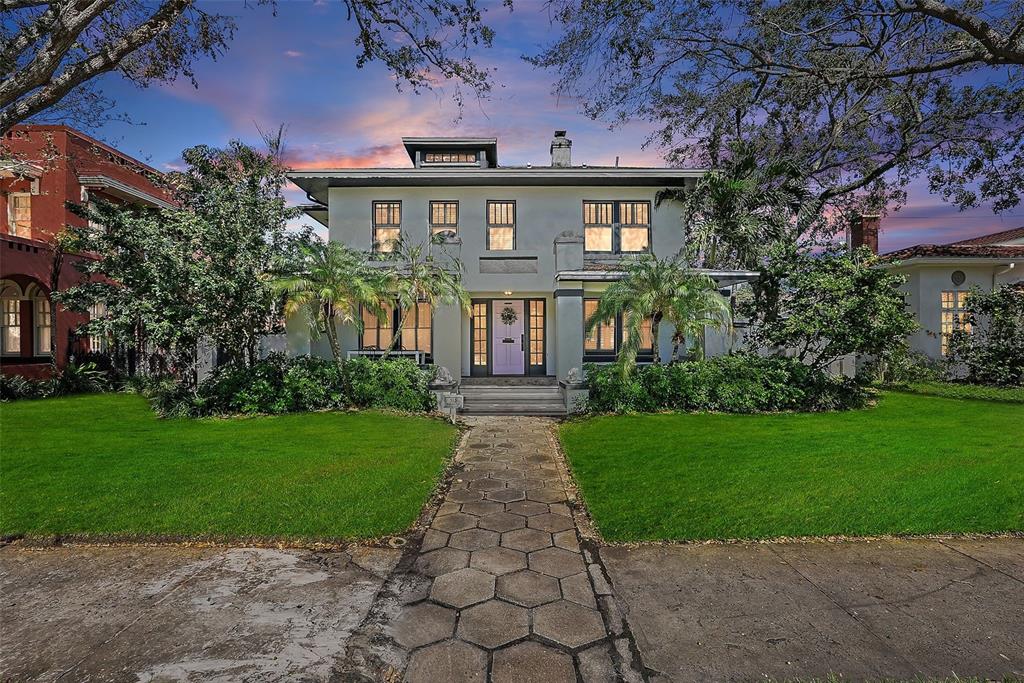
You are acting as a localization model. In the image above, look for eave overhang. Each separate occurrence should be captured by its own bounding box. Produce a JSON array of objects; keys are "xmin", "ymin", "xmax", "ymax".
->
[
  {"xmin": 556, "ymin": 268, "xmax": 760, "ymax": 283},
  {"xmin": 299, "ymin": 202, "xmax": 329, "ymax": 228},
  {"xmin": 287, "ymin": 167, "xmax": 706, "ymax": 204},
  {"xmin": 78, "ymin": 174, "xmax": 174, "ymax": 209}
]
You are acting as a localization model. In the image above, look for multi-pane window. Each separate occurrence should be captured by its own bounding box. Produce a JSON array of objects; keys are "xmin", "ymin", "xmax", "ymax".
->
[
  {"xmin": 583, "ymin": 201, "xmax": 650, "ymax": 253},
  {"xmin": 361, "ymin": 303, "xmax": 432, "ymax": 355},
  {"xmin": 424, "ymin": 152, "xmax": 477, "ymax": 164},
  {"xmin": 361, "ymin": 303, "xmax": 395, "ymax": 350},
  {"xmin": 372, "ymin": 201, "xmax": 401, "ymax": 252},
  {"xmin": 625, "ymin": 315, "xmax": 654, "ymax": 352},
  {"xmin": 34, "ymin": 297, "xmax": 51, "ymax": 356},
  {"xmin": 940, "ymin": 290, "xmax": 972, "ymax": 355},
  {"xmin": 583, "ymin": 202, "xmax": 613, "ymax": 252},
  {"xmin": 1, "ymin": 297, "xmax": 20, "ymax": 355},
  {"xmin": 400, "ymin": 302, "xmax": 432, "ymax": 354},
  {"xmin": 529, "ymin": 300, "xmax": 545, "ymax": 368},
  {"xmin": 88, "ymin": 302, "xmax": 109, "ymax": 353},
  {"xmin": 8, "ymin": 194, "xmax": 31, "ymax": 237},
  {"xmin": 583, "ymin": 299, "xmax": 616, "ymax": 352},
  {"xmin": 487, "ymin": 200, "xmax": 515, "ymax": 250},
  {"xmin": 472, "ymin": 302, "xmax": 488, "ymax": 369},
  {"xmin": 430, "ymin": 201, "xmax": 459, "ymax": 236}
]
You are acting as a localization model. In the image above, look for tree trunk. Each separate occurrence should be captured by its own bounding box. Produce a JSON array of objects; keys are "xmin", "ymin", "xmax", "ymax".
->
[
  {"xmin": 381, "ymin": 307, "xmax": 412, "ymax": 361},
  {"xmin": 48, "ymin": 240, "xmax": 64, "ymax": 361},
  {"xmin": 323, "ymin": 306, "xmax": 342, "ymax": 364},
  {"xmin": 651, "ymin": 313, "xmax": 663, "ymax": 364}
]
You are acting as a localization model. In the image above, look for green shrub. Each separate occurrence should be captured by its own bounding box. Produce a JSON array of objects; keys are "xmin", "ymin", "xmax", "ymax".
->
[
  {"xmin": 0, "ymin": 362, "xmax": 109, "ymax": 402},
  {"xmin": 584, "ymin": 355, "xmax": 866, "ymax": 414},
  {"xmin": 147, "ymin": 353, "xmax": 434, "ymax": 417},
  {"xmin": 946, "ymin": 284, "xmax": 1024, "ymax": 386},
  {"xmin": 895, "ymin": 381, "xmax": 1024, "ymax": 404}
]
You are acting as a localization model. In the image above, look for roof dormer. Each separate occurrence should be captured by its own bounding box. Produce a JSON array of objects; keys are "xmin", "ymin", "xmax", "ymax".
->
[{"xmin": 403, "ymin": 137, "xmax": 498, "ymax": 168}]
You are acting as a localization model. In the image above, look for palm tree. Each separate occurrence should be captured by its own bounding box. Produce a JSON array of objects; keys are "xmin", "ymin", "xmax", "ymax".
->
[
  {"xmin": 586, "ymin": 255, "xmax": 731, "ymax": 375},
  {"xmin": 272, "ymin": 240, "xmax": 389, "ymax": 363},
  {"xmin": 376, "ymin": 236, "xmax": 471, "ymax": 360}
]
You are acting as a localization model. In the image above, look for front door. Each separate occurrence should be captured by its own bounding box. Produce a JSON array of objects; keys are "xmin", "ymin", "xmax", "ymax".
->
[{"xmin": 491, "ymin": 299, "xmax": 525, "ymax": 375}]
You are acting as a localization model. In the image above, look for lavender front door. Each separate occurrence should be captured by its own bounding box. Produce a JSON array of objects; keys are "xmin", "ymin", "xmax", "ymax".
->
[{"xmin": 492, "ymin": 299, "xmax": 525, "ymax": 375}]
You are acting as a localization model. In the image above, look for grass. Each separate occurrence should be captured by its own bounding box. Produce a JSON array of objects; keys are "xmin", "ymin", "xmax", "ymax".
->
[
  {"xmin": 1, "ymin": 394, "xmax": 458, "ymax": 541},
  {"xmin": 559, "ymin": 392, "xmax": 1024, "ymax": 542},
  {"xmin": 892, "ymin": 381, "xmax": 1024, "ymax": 403}
]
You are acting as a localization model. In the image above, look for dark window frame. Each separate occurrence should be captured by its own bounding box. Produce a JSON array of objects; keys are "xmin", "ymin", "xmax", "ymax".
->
[
  {"xmin": 486, "ymin": 200, "xmax": 516, "ymax": 251},
  {"xmin": 371, "ymin": 200, "xmax": 402, "ymax": 252},
  {"xmin": 359, "ymin": 301, "xmax": 433, "ymax": 360},
  {"xmin": 582, "ymin": 297, "xmax": 655, "ymax": 362},
  {"xmin": 582, "ymin": 200, "xmax": 652, "ymax": 254},
  {"xmin": 423, "ymin": 151, "xmax": 479, "ymax": 164},
  {"xmin": 429, "ymin": 200, "xmax": 459, "ymax": 236}
]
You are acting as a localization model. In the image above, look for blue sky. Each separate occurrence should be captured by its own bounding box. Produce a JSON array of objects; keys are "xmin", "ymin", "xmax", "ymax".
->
[{"xmin": 87, "ymin": 1, "xmax": 1022, "ymax": 250}]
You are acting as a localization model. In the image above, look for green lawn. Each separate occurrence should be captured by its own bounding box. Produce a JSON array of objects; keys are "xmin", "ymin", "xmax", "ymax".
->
[
  {"xmin": 1, "ymin": 394, "xmax": 458, "ymax": 541},
  {"xmin": 559, "ymin": 392, "xmax": 1024, "ymax": 542}
]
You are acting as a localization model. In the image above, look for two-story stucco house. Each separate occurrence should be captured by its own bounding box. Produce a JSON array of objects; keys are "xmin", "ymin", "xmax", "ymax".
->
[{"xmin": 287, "ymin": 132, "xmax": 753, "ymax": 410}]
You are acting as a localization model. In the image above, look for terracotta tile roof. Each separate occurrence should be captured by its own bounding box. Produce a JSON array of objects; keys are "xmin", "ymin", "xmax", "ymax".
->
[
  {"xmin": 884, "ymin": 244, "xmax": 1024, "ymax": 261},
  {"xmin": 952, "ymin": 226, "xmax": 1024, "ymax": 245}
]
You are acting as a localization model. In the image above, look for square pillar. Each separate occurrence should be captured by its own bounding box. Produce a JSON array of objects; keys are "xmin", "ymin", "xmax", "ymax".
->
[{"xmin": 554, "ymin": 282, "xmax": 584, "ymax": 381}]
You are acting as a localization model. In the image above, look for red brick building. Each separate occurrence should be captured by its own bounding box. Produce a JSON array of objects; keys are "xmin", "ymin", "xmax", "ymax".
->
[{"xmin": 1, "ymin": 125, "xmax": 173, "ymax": 378}]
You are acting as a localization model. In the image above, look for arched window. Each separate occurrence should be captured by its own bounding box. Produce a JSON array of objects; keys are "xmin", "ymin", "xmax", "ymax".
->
[
  {"xmin": 1, "ymin": 280, "xmax": 23, "ymax": 356},
  {"xmin": 24, "ymin": 283, "xmax": 52, "ymax": 357}
]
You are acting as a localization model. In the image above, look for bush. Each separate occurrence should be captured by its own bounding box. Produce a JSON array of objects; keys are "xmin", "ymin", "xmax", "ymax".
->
[
  {"xmin": 946, "ymin": 284, "xmax": 1024, "ymax": 386},
  {"xmin": 861, "ymin": 343, "xmax": 943, "ymax": 385},
  {"xmin": 148, "ymin": 353, "xmax": 434, "ymax": 417},
  {"xmin": 0, "ymin": 362, "xmax": 110, "ymax": 402},
  {"xmin": 584, "ymin": 355, "xmax": 867, "ymax": 414},
  {"xmin": 895, "ymin": 381, "xmax": 1024, "ymax": 404}
]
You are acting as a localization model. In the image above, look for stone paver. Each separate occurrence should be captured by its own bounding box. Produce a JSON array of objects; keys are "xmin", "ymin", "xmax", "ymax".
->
[{"xmin": 353, "ymin": 416, "xmax": 624, "ymax": 682}]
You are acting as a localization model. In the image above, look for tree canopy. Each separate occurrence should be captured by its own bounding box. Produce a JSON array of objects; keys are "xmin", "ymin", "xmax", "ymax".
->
[{"xmin": 531, "ymin": 0, "xmax": 1024, "ymax": 227}]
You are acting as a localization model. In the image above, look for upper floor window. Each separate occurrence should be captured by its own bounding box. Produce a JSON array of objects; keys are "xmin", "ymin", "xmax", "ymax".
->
[
  {"xmin": 583, "ymin": 200, "xmax": 651, "ymax": 253},
  {"xmin": 372, "ymin": 201, "xmax": 401, "ymax": 252},
  {"xmin": 430, "ymin": 201, "xmax": 459, "ymax": 236},
  {"xmin": 424, "ymin": 151, "xmax": 477, "ymax": 164},
  {"xmin": 7, "ymin": 193, "xmax": 31, "ymax": 238},
  {"xmin": 487, "ymin": 200, "xmax": 516, "ymax": 251},
  {"xmin": 940, "ymin": 290, "xmax": 972, "ymax": 355}
]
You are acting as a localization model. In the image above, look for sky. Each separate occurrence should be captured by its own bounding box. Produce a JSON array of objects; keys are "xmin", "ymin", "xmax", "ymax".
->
[{"xmin": 83, "ymin": 0, "xmax": 1023, "ymax": 251}]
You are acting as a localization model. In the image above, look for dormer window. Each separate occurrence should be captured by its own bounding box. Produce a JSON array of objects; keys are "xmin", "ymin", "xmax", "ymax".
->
[{"xmin": 424, "ymin": 152, "xmax": 478, "ymax": 165}]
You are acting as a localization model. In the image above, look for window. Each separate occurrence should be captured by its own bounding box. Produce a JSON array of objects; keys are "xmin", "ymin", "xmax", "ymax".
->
[
  {"xmin": 941, "ymin": 290, "xmax": 972, "ymax": 355},
  {"xmin": 430, "ymin": 201, "xmax": 459, "ymax": 236},
  {"xmin": 625, "ymin": 315, "xmax": 654, "ymax": 352},
  {"xmin": 584, "ymin": 299, "xmax": 616, "ymax": 352},
  {"xmin": 361, "ymin": 303, "xmax": 395, "ymax": 350},
  {"xmin": 487, "ymin": 200, "xmax": 515, "ymax": 250},
  {"xmin": 34, "ymin": 296, "xmax": 51, "ymax": 356},
  {"xmin": 472, "ymin": 302, "xmax": 488, "ymax": 369},
  {"xmin": 361, "ymin": 302, "xmax": 432, "ymax": 355},
  {"xmin": 372, "ymin": 201, "xmax": 401, "ymax": 252},
  {"xmin": 619, "ymin": 201, "xmax": 650, "ymax": 252},
  {"xmin": 400, "ymin": 302, "xmax": 432, "ymax": 354},
  {"xmin": 424, "ymin": 151, "xmax": 477, "ymax": 164},
  {"xmin": 8, "ymin": 193, "xmax": 31, "ymax": 237},
  {"xmin": 1, "ymin": 296, "xmax": 20, "ymax": 355},
  {"xmin": 583, "ymin": 201, "xmax": 613, "ymax": 252},
  {"xmin": 583, "ymin": 201, "xmax": 650, "ymax": 253},
  {"xmin": 88, "ymin": 302, "xmax": 109, "ymax": 353},
  {"xmin": 529, "ymin": 300, "xmax": 545, "ymax": 368}
]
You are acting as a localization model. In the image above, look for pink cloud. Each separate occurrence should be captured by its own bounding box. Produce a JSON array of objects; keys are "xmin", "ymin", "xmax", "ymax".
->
[{"xmin": 283, "ymin": 50, "xmax": 303, "ymax": 58}]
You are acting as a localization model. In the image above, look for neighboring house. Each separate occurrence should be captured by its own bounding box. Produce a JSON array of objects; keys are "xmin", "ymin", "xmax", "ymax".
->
[
  {"xmin": 287, "ymin": 132, "xmax": 755, "ymax": 384},
  {"xmin": 877, "ymin": 224, "xmax": 1024, "ymax": 359},
  {"xmin": 1, "ymin": 125, "xmax": 173, "ymax": 378}
]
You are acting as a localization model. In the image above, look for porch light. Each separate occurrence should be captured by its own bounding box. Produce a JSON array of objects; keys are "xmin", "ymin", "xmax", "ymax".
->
[{"xmin": 503, "ymin": 290, "xmax": 513, "ymax": 296}]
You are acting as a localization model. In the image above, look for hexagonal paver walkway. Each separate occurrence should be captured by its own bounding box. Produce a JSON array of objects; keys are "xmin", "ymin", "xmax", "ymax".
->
[{"xmin": 342, "ymin": 416, "xmax": 640, "ymax": 681}]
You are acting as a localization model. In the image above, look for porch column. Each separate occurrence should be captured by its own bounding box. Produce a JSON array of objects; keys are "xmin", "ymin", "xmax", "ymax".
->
[
  {"xmin": 554, "ymin": 281, "xmax": 584, "ymax": 381},
  {"xmin": 432, "ymin": 301, "xmax": 462, "ymax": 384}
]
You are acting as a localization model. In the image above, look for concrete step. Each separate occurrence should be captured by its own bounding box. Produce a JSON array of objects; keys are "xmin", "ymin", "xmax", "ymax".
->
[
  {"xmin": 461, "ymin": 401, "xmax": 565, "ymax": 411},
  {"xmin": 459, "ymin": 391, "xmax": 563, "ymax": 401},
  {"xmin": 461, "ymin": 407, "xmax": 567, "ymax": 416}
]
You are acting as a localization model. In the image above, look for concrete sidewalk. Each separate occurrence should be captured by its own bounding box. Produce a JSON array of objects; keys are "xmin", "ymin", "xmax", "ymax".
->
[
  {"xmin": 601, "ymin": 537, "xmax": 1024, "ymax": 682},
  {"xmin": 0, "ymin": 544, "xmax": 398, "ymax": 682}
]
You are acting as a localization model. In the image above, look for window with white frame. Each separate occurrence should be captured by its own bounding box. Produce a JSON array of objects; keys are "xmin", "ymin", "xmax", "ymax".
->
[
  {"xmin": 940, "ymin": 290, "xmax": 972, "ymax": 355},
  {"xmin": 1, "ymin": 295, "xmax": 21, "ymax": 355},
  {"xmin": 89, "ymin": 302, "xmax": 109, "ymax": 352},
  {"xmin": 34, "ymin": 296, "xmax": 51, "ymax": 356},
  {"xmin": 7, "ymin": 193, "xmax": 31, "ymax": 237},
  {"xmin": 372, "ymin": 201, "xmax": 401, "ymax": 252}
]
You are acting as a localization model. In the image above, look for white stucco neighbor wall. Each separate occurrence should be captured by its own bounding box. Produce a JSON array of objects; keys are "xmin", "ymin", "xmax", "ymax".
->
[{"xmin": 893, "ymin": 262, "xmax": 1021, "ymax": 359}]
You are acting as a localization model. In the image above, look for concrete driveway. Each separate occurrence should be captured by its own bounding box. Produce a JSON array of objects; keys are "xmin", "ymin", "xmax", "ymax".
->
[
  {"xmin": 0, "ymin": 544, "xmax": 398, "ymax": 682},
  {"xmin": 601, "ymin": 537, "xmax": 1024, "ymax": 682}
]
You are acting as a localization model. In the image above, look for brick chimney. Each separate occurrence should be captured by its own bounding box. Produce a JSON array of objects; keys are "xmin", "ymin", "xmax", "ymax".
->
[
  {"xmin": 550, "ymin": 130, "xmax": 572, "ymax": 167},
  {"xmin": 849, "ymin": 214, "xmax": 880, "ymax": 254}
]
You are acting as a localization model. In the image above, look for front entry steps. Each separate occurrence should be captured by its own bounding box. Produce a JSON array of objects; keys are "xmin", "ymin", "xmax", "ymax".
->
[{"xmin": 459, "ymin": 384, "xmax": 566, "ymax": 416}]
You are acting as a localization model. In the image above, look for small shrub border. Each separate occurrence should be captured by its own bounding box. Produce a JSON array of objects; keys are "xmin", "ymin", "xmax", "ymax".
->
[
  {"xmin": 583, "ymin": 355, "xmax": 868, "ymax": 414},
  {"xmin": 151, "ymin": 353, "xmax": 436, "ymax": 417},
  {"xmin": 890, "ymin": 381, "xmax": 1024, "ymax": 404},
  {"xmin": 0, "ymin": 362, "xmax": 110, "ymax": 402}
]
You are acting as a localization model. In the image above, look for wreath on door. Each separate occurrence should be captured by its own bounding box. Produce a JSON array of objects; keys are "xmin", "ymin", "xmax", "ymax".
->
[{"xmin": 500, "ymin": 306, "xmax": 518, "ymax": 326}]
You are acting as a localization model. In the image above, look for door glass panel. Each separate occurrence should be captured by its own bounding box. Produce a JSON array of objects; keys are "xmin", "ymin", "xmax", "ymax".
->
[
  {"xmin": 472, "ymin": 302, "xmax": 488, "ymax": 368},
  {"xmin": 529, "ymin": 300, "xmax": 545, "ymax": 367}
]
